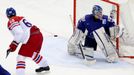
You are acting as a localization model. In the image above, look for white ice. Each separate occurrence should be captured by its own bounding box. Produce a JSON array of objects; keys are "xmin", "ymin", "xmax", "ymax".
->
[{"xmin": 0, "ymin": 0, "xmax": 134, "ymax": 75}]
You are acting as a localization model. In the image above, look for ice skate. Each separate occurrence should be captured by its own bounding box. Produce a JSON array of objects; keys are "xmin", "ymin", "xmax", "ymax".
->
[{"xmin": 35, "ymin": 66, "xmax": 50, "ymax": 72}]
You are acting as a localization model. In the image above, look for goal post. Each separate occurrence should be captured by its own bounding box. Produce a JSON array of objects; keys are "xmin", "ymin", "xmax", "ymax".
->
[{"xmin": 73, "ymin": 0, "xmax": 76, "ymax": 32}]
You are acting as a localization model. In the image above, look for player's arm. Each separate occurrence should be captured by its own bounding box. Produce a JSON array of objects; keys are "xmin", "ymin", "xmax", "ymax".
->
[
  {"xmin": 77, "ymin": 17, "xmax": 87, "ymax": 33},
  {"xmin": 108, "ymin": 10, "xmax": 124, "ymax": 38},
  {"xmin": 11, "ymin": 26, "xmax": 24, "ymax": 43},
  {"xmin": 102, "ymin": 14, "xmax": 119, "ymax": 38},
  {"xmin": 8, "ymin": 22, "xmax": 24, "ymax": 52}
]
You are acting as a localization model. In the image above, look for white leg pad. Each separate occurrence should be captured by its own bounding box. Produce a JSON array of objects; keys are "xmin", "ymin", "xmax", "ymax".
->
[
  {"xmin": 93, "ymin": 27, "xmax": 119, "ymax": 63},
  {"xmin": 75, "ymin": 47, "xmax": 96, "ymax": 62},
  {"xmin": 68, "ymin": 29, "xmax": 85, "ymax": 45},
  {"xmin": 68, "ymin": 29, "xmax": 85, "ymax": 55},
  {"xmin": 83, "ymin": 47, "xmax": 94, "ymax": 60},
  {"xmin": 83, "ymin": 47, "xmax": 96, "ymax": 65},
  {"xmin": 68, "ymin": 43, "xmax": 78, "ymax": 55}
]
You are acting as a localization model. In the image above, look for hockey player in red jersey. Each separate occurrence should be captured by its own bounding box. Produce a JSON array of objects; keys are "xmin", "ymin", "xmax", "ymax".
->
[{"xmin": 6, "ymin": 7, "xmax": 50, "ymax": 75}]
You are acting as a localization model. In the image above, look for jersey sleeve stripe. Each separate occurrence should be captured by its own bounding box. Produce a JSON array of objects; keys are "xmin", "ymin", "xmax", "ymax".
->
[{"xmin": 9, "ymin": 22, "xmax": 20, "ymax": 30}]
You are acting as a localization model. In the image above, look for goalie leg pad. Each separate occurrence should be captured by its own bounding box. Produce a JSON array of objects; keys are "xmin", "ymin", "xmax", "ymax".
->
[
  {"xmin": 93, "ymin": 27, "xmax": 118, "ymax": 63},
  {"xmin": 73, "ymin": 43, "xmax": 96, "ymax": 65},
  {"xmin": 68, "ymin": 29, "xmax": 86, "ymax": 55},
  {"xmin": 83, "ymin": 47, "xmax": 94, "ymax": 60},
  {"xmin": 83, "ymin": 47, "xmax": 96, "ymax": 65},
  {"xmin": 68, "ymin": 29, "xmax": 85, "ymax": 45},
  {"xmin": 75, "ymin": 47, "xmax": 95, "ymax": 60},
  {"xmin": 68, "ymin": 43, "xmax": 80, "ymax": 55}
]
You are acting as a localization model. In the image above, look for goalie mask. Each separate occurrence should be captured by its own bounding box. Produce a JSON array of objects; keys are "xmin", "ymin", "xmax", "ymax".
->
[{"xmin": 92, "ymin": 5, "xmax": 103, "ymax": 19}]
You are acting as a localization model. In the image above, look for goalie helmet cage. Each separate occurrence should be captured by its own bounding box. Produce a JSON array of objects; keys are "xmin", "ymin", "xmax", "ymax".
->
[{"xmin": 73, "ymin": 0, "xmax": 134, "ymax": 58}]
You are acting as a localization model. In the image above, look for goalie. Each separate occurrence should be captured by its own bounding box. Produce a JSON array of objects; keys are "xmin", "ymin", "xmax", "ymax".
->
[{"xmin": 68, "ymin": 5, "xmax": 119, "ymax": 63}]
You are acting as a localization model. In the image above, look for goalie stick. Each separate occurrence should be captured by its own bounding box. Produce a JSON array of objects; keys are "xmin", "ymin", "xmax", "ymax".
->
[
  {"xmin": 78, "ymin": 41, "xmax": 96, "ymax": 65},
  {"xmin": 78, "ymin": 41, "xmax": 85, "ymax": 59}
]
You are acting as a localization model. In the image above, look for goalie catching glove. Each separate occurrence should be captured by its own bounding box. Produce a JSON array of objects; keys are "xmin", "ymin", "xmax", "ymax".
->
[{"xmin": 110, "ymin": 25, "xmax": 125, "ymax": 39}]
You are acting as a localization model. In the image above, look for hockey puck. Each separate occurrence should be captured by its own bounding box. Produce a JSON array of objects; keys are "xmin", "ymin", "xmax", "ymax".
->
[{"xmin": 54, "ymin": 35, "xmax": 58, "ymax": 37}]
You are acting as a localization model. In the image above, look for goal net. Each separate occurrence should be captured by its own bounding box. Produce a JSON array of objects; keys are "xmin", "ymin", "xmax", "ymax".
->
[{"xmin": 73, "ymin": 0, "xmax": 134, "ymax": 58}]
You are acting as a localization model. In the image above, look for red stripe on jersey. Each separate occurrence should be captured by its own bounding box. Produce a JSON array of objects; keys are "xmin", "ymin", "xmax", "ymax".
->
[
  {"xmin": 7, "ymin": 16, "xmax": 24, "ymax": 30},
  {"xmin": 9, "ymin": 24, "xmax": 19, "ymax": 30}
]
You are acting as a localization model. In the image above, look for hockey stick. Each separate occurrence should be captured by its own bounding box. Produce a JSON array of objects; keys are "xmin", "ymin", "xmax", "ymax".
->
[
  {"xmin": 69, "ymin": 14, "xmax": 75, "ymax": 33},
  {"xmin": 78, "ymin": 41, "xmax": 96, "ymax": 65},
  {"xmin": 6, "ymin": 50, "xmax": 11, "ymax": 58}
]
